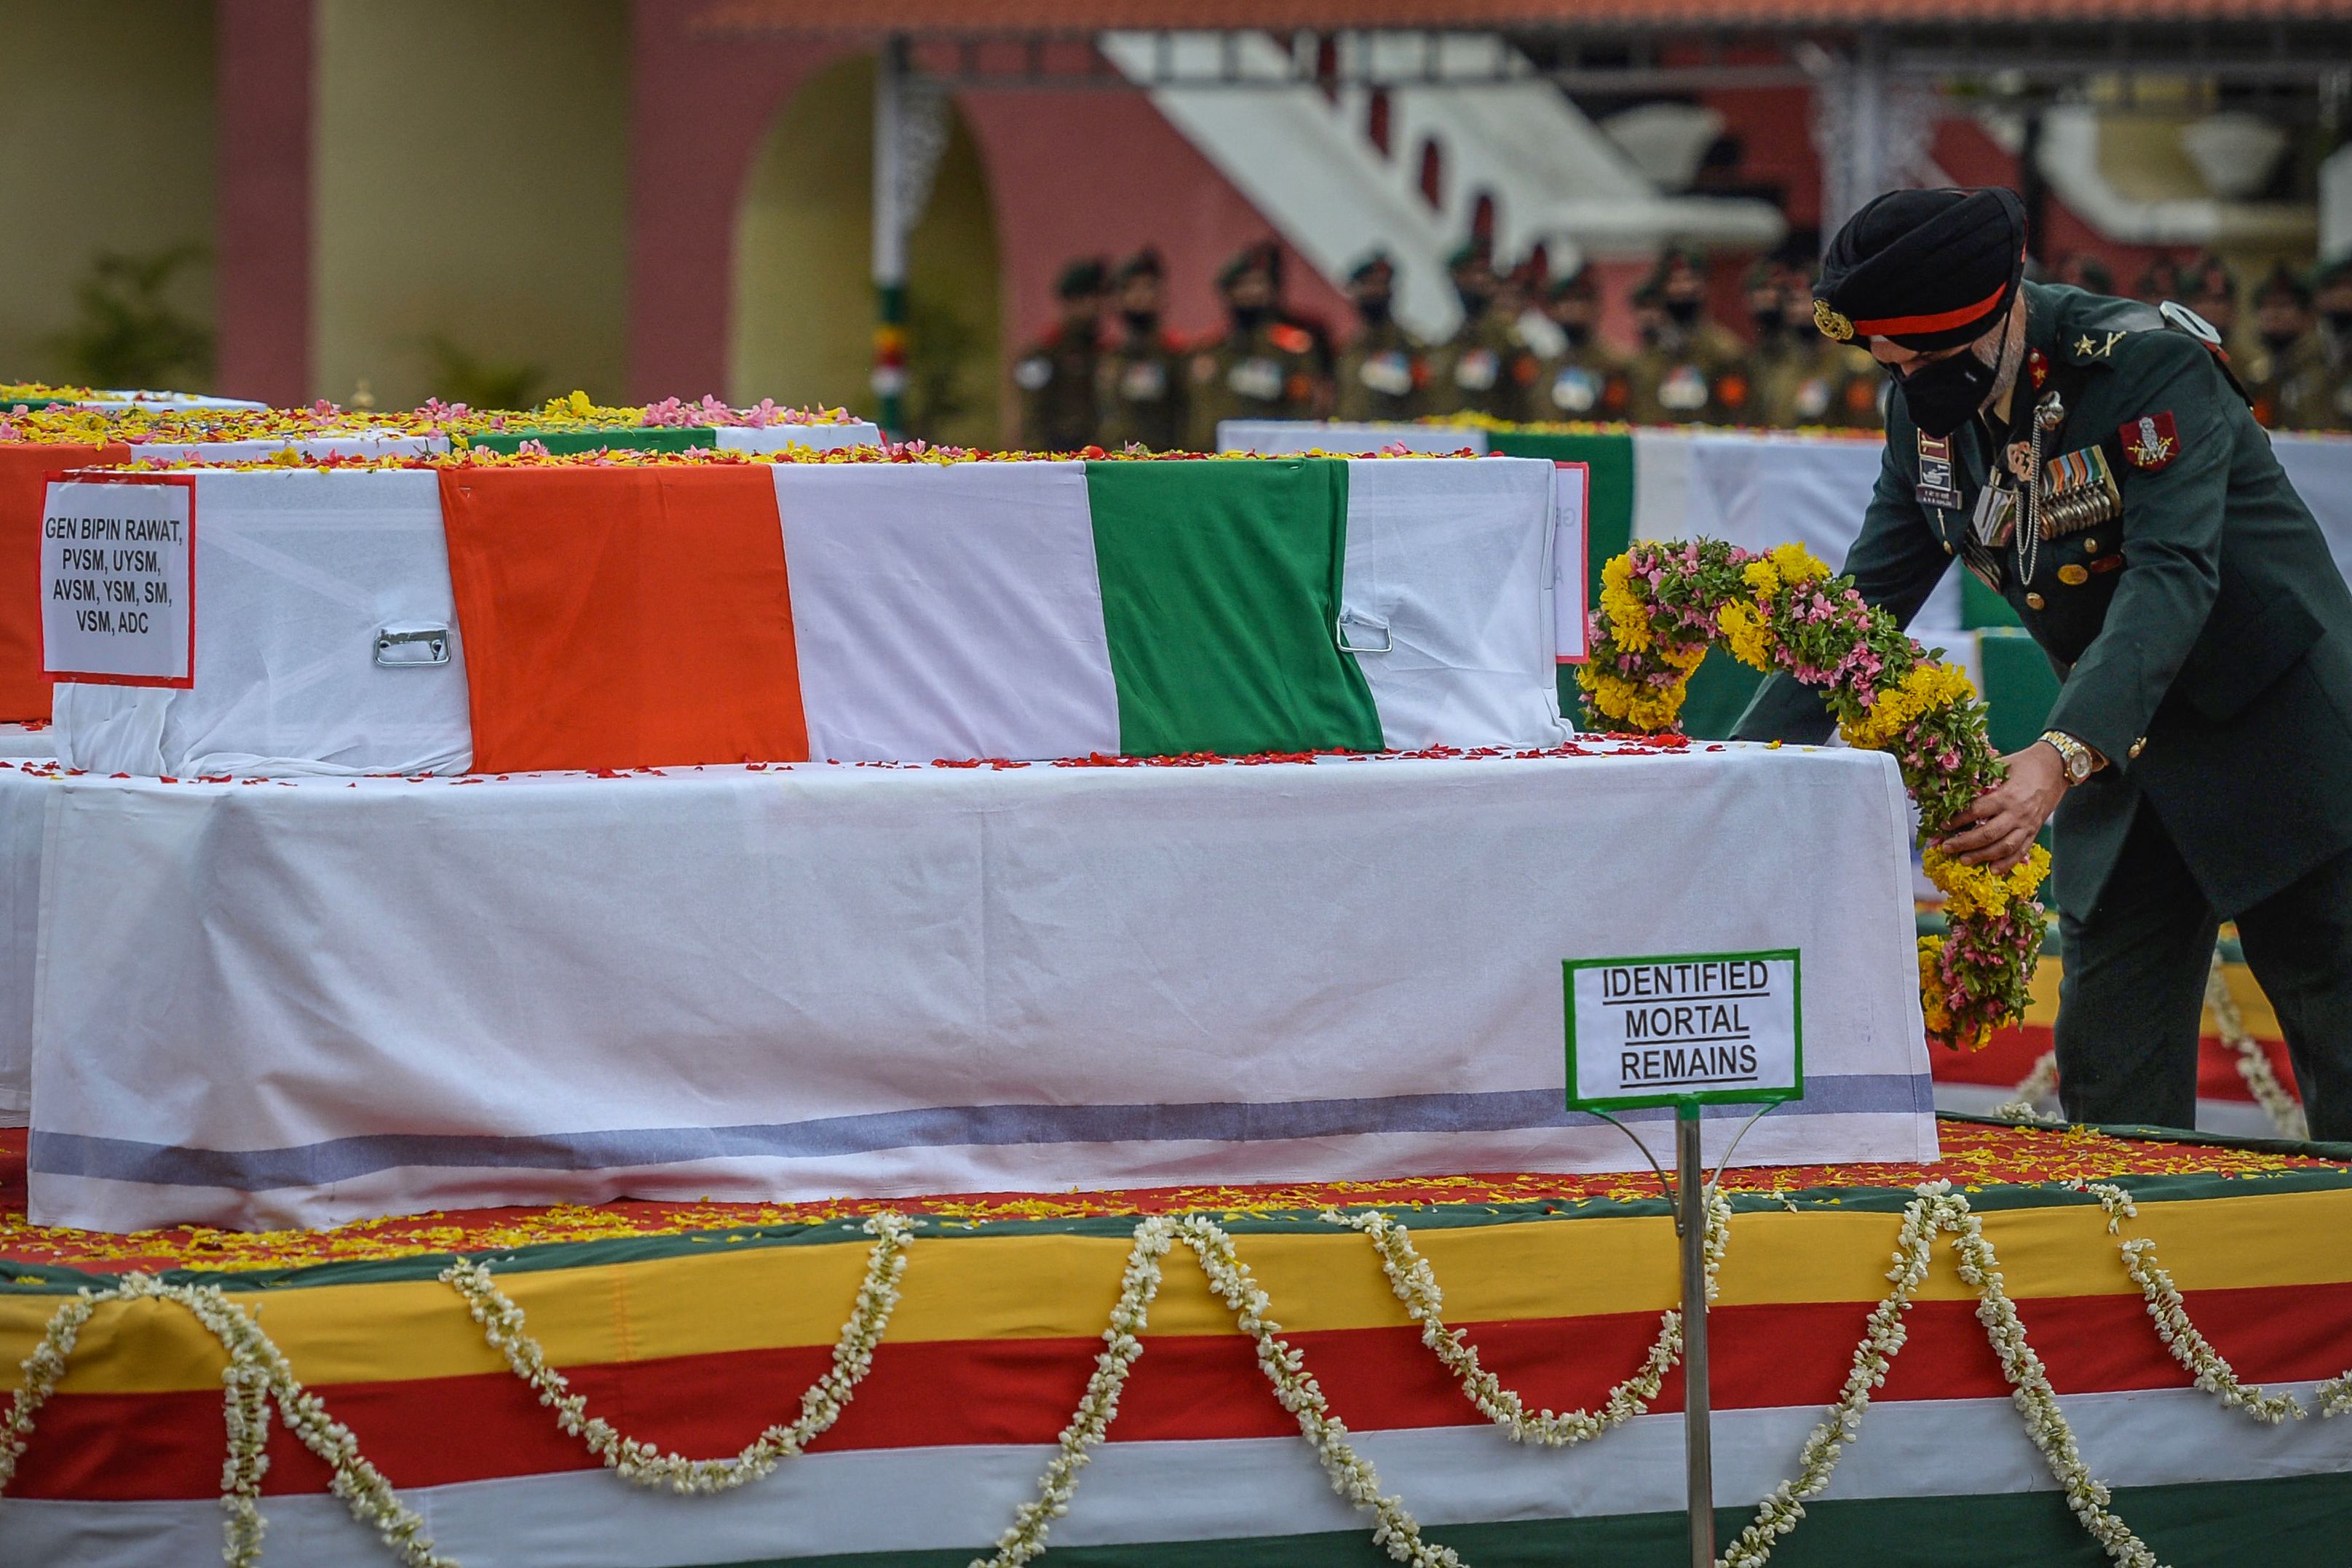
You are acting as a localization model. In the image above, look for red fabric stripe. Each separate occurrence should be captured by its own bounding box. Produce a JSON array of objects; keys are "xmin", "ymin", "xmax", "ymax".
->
[
  {"xmin": 17, "ymin": 1283, "xmax": 2352, "ymax": 1500},
  {"xmin": 0, "ymin": 444, "xmax": 128, "ymax": 721},
  {"xmin": 1933, "ymin": 1024, "xmax": 2298, "ymax": 1106},
  {"xmin": 1850, "ymin": 282, "xmax": 2010, "ymax": 339}
]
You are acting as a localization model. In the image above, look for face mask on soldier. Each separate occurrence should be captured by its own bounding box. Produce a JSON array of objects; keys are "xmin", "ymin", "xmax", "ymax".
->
[
  {"xmin": 1665, "ymin": 296, "xmax": 1703, "ymax": 328},
  {"xmin": 1122, "ymin": 309, "xmax": 1159, "ymax": 336},
  {"xmin": 1895, "ymin": 312, "xmax": 2022, "ymax": 440},
  {"xmin": 1356, "ymin": 295, "xmax": 1393, "ymax": 328}
]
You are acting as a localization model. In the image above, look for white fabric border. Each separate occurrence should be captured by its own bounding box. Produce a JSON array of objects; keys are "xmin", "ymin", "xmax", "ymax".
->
[
  {"xmin": 1217, "ymin": 419, "xmax": 1492, "ymax": 456},
  {"xmin": 52, "ymin": 468, "xmax": 472, "ymax": 777},
  {"xmin": 1339, "ymin": 457, "xmax": 1572, "ymax": 748},
  {"xmin": 2, "ymin": 1385, "xmax": 2343, "ymax": 1567},
  {"xmin": 775, "ymin": 460, "xmax": 1122, "ymax": 764},
  {"xmin": 712, "ymin": 421, "xmax": 883, "ymax": 451},
  {"xmin": 26, "ymin": 746, "xmax": 1931, "ymax": 1230}
]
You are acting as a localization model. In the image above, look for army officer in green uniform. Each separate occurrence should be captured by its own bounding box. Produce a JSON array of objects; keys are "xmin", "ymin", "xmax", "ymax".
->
[{"xmin": 1733, "ymin": 186, "xmax": 2352, "ymax": 1139}]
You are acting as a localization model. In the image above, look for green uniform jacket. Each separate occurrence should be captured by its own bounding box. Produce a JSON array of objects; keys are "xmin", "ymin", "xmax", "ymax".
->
[
  {"xmin": 1184, "ymin": 322, "xmax": 1322, "ymax": 451},
  {"xmin": 1425, "ymin": 313, "xmax": 1540, "ymax": 422},
  {"xmin": 1334, "ymin": 322, "xmax": 1428, "ymax": 424},
  {"xmin": 1097, "ymin": 330, "xmax": 1189, "ymax": 451},
  {"xmin": 1733, "ymin": 283, "xmax": 2352, "ymax": 919},
  {"xmin": 1013, "ymin": 328, "xmax": 1101, "ymax": 452}
]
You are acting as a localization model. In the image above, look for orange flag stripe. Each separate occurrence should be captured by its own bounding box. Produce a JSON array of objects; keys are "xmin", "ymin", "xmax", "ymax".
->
[
  {"xmin": 0, "ymin": 442, "xmax": 129, "ymax": 722},
  {"xmin": 438, "ymin": 466, "xmax": 809, "ymax": 772}
]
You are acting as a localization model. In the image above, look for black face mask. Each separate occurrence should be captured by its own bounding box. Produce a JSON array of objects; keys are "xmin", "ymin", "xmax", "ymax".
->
[
  {"xmin": 1556, "ymin": 321, "xmax": 1589, "ymax": 349},
  {"xmin": 1455, "ymin": 282, "xmax": 1494, "ymax": 316},
  {"xmin": 1122, "ymin": 309, "xmax": 1159, "ymax": 336},
  {"xmin": 1751, "ymin": 306, "xmax": 1785, "ymax": 336},
  {"xmin": 2261, "ymin": 327, "xmax": 2302, "ymax": 353},
  {"xmin": 1230, "ymin": 303, "xmax": 1272, "ymax": 333},
  {"xmin": 1665, "ymin": 297, "xmax": 1703, "ymax": 328},
  {"xmin": 1356, "ymin": 296, "xmax": 1392, "ymax": 328},
  {"xmin": 2324, "ymin": 312, "xmax": 2352, "ymax": 337},
  {"xmin": 1897, "ymin": 348, "xmax": 2000, "ymax": 440}
]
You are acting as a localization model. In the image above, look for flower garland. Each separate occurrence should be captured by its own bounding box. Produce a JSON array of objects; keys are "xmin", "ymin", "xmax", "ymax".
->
[
  {"xmin": 8, "ymin": 1197, "xmax": 2351, "ymax": 1568},
  {"xmin": 1326, "ymin": 1196, "xmax": 1726, "ymax": 1444},
  {"xmin": 1173, "ymin": 1214, "xmax": 1463, "ymax": 1566},
  {"xmin": 2206, "ymin": 950, "xmax": 2306, "ymax": 1139},
  {"xmin": 440, "ymin": 1211, "xmax": 913, "ymax": 1494},
  {"xmin": 975, "ymin": 1217, "xmax": 1177, "ymax": 1567},
  {"xmin": 1579, "ymin": 537, "xmax": 2043, "ymax": 1051}
]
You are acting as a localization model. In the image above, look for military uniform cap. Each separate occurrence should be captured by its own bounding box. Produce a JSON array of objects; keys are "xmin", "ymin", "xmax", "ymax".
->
[
  {"xmin": 1813, "ymin": 186, "xmax": 2027, "ymax": 350},
  {"xmin": 1114, "ymin": 247, "xmax": 1164, "ymax": 285},
  {"xmin": 1056, "ymin": 257, "xmax": 1109, "ymax": 300},
  {"xmin": 1446, "ymin": 238, "xmax": 1493, "ymax": 274},
  {"xmin": 1348, "ymin": 250, "xmax": 1396, "ymax": 286},
  {"xmin": 1549, "ymin": 264, "xmax": 1596, "ymax": 300},
  {"xmin": 1219, "ymin": 245, "xmax": 1275, "ymax": 290},
  {"xmin": 2254, "ymin": 261, "xmax": 2311, "ymax": 306}
]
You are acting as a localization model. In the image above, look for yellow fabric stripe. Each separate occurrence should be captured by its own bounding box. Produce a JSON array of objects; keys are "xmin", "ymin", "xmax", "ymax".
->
[
  {"xmin": 2019, "ymin": 956, "xmax": 2281, "ymax": 1038},
  {"xmin": 9, "ymin": 1190, "xmax": 2347, "ymax": 1394}
]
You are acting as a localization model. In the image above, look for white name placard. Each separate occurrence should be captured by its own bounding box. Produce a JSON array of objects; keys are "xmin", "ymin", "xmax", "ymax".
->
[
  {"xmin": 41, "ymin": 475, "xmax": 194, "ymax": 688},
  {"xmin": 1564, "ymin": 950, "xmax": 1802, "ymax": 1112}
]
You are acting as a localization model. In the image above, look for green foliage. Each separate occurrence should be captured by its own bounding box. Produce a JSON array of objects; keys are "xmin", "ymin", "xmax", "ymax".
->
[
  {"xmin": 422, "ymin": 336, "xmax": 544, "ymax": 412},
  {"xmin": 49, "ymin": 245, "xmax": 213, "ymax": 390}
]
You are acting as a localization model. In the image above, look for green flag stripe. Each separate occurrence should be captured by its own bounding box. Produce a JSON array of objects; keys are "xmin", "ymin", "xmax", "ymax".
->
[
  {"xmin": 693, "ymin": 1472, "xmax": 2352, "ymax": 1567},
  {"xmin": 1084, "ymin": 457, "xmax": 1382, "ymax": 757},
  {"xmin": 461, "ymin": 427, "xmax": 717, "ymax": 456},
  {"xmin": 1482, "ymin": 429, "xmax": 1636, "ymax": 722}
]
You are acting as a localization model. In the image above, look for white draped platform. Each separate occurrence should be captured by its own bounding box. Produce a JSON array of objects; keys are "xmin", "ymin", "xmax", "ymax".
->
[{"xmin": 17, "ymin": 743, "xmax": 1933, "ymax": 1231}]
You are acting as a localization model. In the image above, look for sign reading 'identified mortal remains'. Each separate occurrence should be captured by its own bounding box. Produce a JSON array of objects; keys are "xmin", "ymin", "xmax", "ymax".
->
[
  {"xmin": 1564, "ymin": 950, "xmax": 1802, "ymax": 1112},
  {"xmin": 41, "ymin": 475, "xmax": 195, "ymax": 688}
]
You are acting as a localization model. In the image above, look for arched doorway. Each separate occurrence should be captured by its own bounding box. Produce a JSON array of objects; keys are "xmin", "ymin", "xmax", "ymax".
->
[{"xmin": 729, "ymin": 54, "xmax": 1002, "ymax": 447}]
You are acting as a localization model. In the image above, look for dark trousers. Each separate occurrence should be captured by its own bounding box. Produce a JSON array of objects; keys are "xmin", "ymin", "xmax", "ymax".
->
[{"xmin": 2054, "ymin": 806, "xmax": 2352, "ymax": 1141}]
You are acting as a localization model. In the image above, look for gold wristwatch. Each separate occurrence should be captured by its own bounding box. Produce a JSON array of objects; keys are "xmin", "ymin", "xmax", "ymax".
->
[{"xmin": 2039, "ymin": 729, "xmax": 2099, "ymax": 785}]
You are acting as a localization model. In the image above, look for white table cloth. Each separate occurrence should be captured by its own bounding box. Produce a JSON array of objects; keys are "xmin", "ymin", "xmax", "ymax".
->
[{"xmin": 23, "ymin": 743, "xmax": 1933, "ymax": 1230}]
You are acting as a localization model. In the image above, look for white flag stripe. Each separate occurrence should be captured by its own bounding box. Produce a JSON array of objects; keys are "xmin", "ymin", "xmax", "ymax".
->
[
  {"xmin": 774, "ymin": 461, "xmax": 1122, "ymax": 764},
  {"xmin": 4, "ymin": 1384, "xmax": 2341, "ymax": 1567},
  {"xmin": 1339, "ymin": 456, "xmax": 1572, "ymax": 749}
]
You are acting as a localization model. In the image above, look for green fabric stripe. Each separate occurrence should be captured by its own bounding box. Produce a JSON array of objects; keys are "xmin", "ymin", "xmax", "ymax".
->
[
  {"xmin": 697, "ymin": 1473, "xmax": 2352, "ymax": 1567},
  {"xmin": 460, "ymin": 427, "xmax": 717, "ymax": 456},
  {"xmin": 10, "ymin": 1127, "xmax": 2346, "ymax": 1295},
  {"xmin": 1083, "ymin": 457, "xmax": 1382, "ymax": 756},
  {"xmin": 1479, "ymin": 429, "xmax": 1635, "ymax": 721}
]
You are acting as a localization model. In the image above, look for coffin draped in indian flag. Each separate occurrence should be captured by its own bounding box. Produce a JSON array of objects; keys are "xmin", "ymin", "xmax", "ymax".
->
[
  {"xmin": 46, "ymin": 453, "xmax": 1585, "ymax": 776},
  {"xmin": 1, "ymin": 404, "xmax": 881, "ymax": 732}
]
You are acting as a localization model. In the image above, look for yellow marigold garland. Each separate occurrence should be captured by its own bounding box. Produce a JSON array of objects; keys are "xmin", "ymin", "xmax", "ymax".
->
[{"xmin": 1580, "ymin": 536, "xmax": 2043, "ymax": 1051}]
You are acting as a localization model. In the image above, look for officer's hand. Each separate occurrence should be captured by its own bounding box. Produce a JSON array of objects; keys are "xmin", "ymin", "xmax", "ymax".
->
[{"xmin": 1934, "ymin": 743, "xmax": 2066, "ymax": 873}]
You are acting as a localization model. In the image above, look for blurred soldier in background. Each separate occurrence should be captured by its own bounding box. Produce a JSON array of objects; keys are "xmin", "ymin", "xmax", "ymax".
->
[
  {"xmin": 1532, "ymin": 265, "xmax": 1629, "ymax": 421},
  {"xmin": 2055, "ymin": 253, "xmax": 2116, "ymax": 296},
  {"xmin": 1186, "ymin": 245, "xmax": 1322, "ymax": 450},
  {"xmin": 2245, "ymin": 263, "xmax": 2336, "ymax": 430},
  {"xmin": 1334, "ymin": 251, "xmax": 1426, "ymax": 423},
  {"xmin": 2133, "ymin": 255, "xmax": 2185, "ymax": 304},
  {"xmin": 2183, "ymin": 254, "xmax": 2248, "ymax": 360},
  {"xmin": 1014, "ymin": 257, "xmax": 1106, "ymax": 451},
  {"xmin": 1624, "ymin": 248, "xmax": 1746, "ymax": 424},
  {"xmin": 1751, "ymin": 256, "xmax": 1879, "ymax": 429},
  {"xmin": 2312, "ymin": 258, "xmax": 2352, "ymax": 432},
  {"xmin": 1426, "ymin": 240, "xmax": 1540, "ymax": 421},
  {"xmin": 1097, "ymin": 248, "xmax": 1188, "ymax": 451}
]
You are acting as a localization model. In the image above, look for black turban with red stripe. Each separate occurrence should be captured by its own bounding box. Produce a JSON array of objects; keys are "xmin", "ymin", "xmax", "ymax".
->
[{"xmin": 1813, "ymin": 187, "xmax": 2028, "ymax": 351}]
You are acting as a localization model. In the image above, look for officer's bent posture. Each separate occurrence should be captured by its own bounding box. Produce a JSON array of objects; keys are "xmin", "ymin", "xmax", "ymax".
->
[{"xmin": 1734, "ymin": 187, "xmax": 2352, "ymax": 1139}]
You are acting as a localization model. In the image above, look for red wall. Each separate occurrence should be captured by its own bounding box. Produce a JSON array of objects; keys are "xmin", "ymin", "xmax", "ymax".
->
[
  {"xmin": 627, "ymin": 3, "xmax": 847, "ymax": 402},
  {"xmin": 957, "ymin": 83, "xmax": 1353, "ymax": 356},
  {"xmin": 214, "ymin": 0, "xmax": 314, "ymax": 405}
]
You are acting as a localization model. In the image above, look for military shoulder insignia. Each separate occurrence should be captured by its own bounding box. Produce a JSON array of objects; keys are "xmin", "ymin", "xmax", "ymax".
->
[
  {"xmin": 2071, "ymin": 329, "xmax": 2129, "ymax": 362},
  {"xmin": 2120, "ymin": 411, "xmax": 2179, "ymax": 471},
  {"xmin": 2027, "ymin": 348, "xmax": 2050, "ymax": 389},
  {"xmin": 1813, "ymin": 299, "xmax": 1854, "ymax": 341}
]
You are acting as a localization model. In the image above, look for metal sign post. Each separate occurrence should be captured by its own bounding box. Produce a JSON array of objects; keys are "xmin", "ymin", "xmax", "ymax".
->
[
  {"xmin": 1564, "ymin": 951, "xmax": 1807, "ymax": 1568},
  {"xmin": 1676, "ymin": 1101, "xmax": 1714, "ymax": 1568}
]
